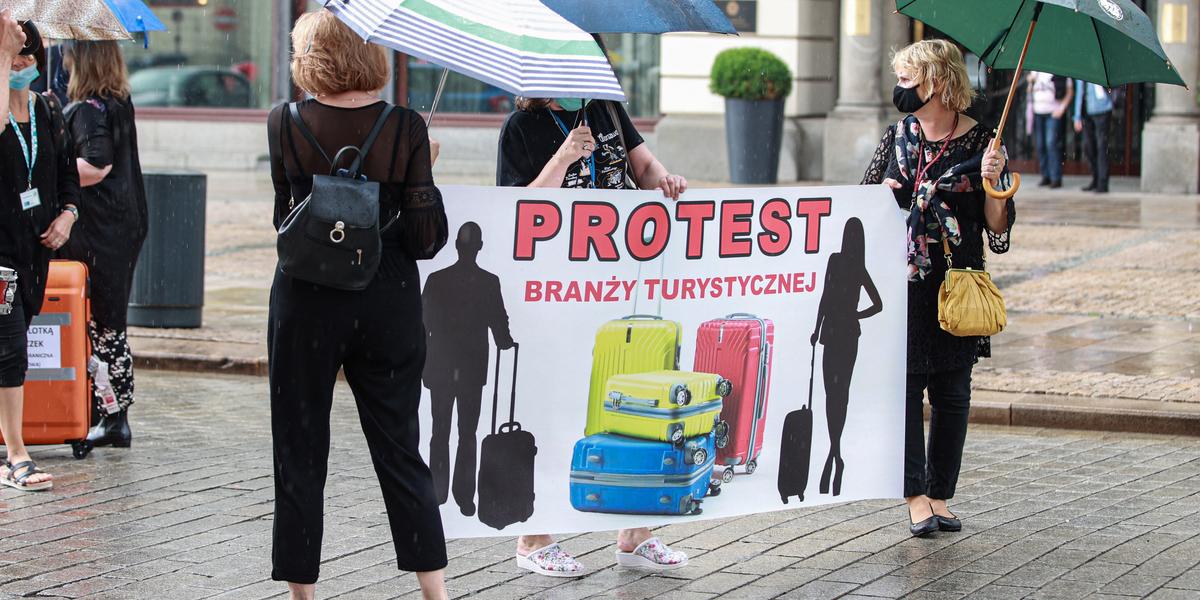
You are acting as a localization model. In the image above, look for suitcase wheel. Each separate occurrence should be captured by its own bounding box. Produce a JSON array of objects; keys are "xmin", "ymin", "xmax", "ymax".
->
[
  {"xmin": 672, "ymin": 384, "xmax": 692, "ymax": 407},
  {"xmin": 689, "ymin": 448, "xmax": 707, "ymax": 466},
  {"xmin": 669, "ymin": 426, "xmax": 685, "ymax": 446},
  {"xmin": 745, "ymin": 459, "xmax": 758, "ymax": 475},
  {"xmin": 714, "ymin": 421, "xmax": 729, "ymax": 449},
  {"xmin": 780, "ymin": 494, "xmax": 789, "ymax": 505},
  {"xmin": 708, "ymin": 481, "xmax": 722, "ymax": 497},
  {"xmin": 715, "ymin": 378, "xmax": 732, "ymax": 398},
  {"xmin": 71, "ymin": 440, "xmax": 92, "ymax": 460},
  {"xmin": 722, "ymin": 467, "xmax": 735, "ymax": 484},
  {"xmin": 690, "ymin": 505, "xmax": 703, "ymax": 516}
]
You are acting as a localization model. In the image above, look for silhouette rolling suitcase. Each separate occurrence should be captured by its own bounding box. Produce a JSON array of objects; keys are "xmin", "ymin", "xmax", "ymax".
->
[
  {"xmin": 694, "ymin": 313, "xmax": 774, "ymax": 483},
  {"xmin": 778, "ymin": 345, "xmax": 816, "ymax": 504},
  {"xmin": 477, "ymin": 343, "xmax": 536, "ymax": 530},
  {"xmin": 570, "ymin": 432, "xmax": 716, "ymax": 515},
  {"xmin": 585, "ymin": 315, "xmax": 681, "ymax": 436},
  {"xmin": 600, "ymin": 370, "xmax": 730, "ymax": 447},
  {"xmin": 3, "ymin": 261, "xmax": 91, "ymax": 448}
]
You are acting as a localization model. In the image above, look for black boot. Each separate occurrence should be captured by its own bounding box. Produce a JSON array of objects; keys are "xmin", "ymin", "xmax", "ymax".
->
[
  {"xmin": 73, "ymin": 410, "xmax": 131, "ymax": 459},
  {"xmin": 818, "ymin": 453, "xmax": 834, "ymax": 494}
]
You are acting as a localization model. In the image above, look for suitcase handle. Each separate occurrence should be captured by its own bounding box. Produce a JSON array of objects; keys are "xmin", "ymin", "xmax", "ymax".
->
[
  {"xmin": 622, "ymin": 314, "xmax": 663, "ymax": 320},
  {"xmin": 724, "ymin": 312, "xmax": 760, "ymax": 320},
  {"xmin": 491, "ymin": 342, "xmax": 520, "ymax": 435},
  {"xmin": 498, "ymin": 421, "xmax": 522, "ymax": 434},
  {"xmin": 807, "ymin": 343, "xmax": 816, "ymax": 411}
]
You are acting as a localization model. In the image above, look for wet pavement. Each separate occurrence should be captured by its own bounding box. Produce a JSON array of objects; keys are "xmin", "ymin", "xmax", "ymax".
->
[{"xmin": 0, "ymin": 371, "xmax": 1198, "ymax": 599}]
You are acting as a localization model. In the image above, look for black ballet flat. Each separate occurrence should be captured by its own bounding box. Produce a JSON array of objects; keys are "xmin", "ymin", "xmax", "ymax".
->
[
  {"xmin": 910, "ymin": 516, "xmax": 939, "ymax": 537},
  {"xmin": 935, "ymin": 514, "xmax": 962, "ymax": 532}
]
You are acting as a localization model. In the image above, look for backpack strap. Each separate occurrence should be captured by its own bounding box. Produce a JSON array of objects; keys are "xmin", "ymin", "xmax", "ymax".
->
[
  {"xmin": 288, "ymin": 102, "xmax": 333, "ymax": 166},
  {"xmin": 347, "ymin": 104, "xmax": 394, "ymax": 177}
]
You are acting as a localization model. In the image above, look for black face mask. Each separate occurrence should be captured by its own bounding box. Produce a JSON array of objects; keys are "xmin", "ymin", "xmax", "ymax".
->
[{"xmin": 893, "ymin": 85, "xmax": 928, "ymax": 114}]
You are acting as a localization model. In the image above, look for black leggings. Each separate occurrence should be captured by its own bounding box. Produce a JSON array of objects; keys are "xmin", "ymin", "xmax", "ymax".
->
[
  {"xmin": 905, "ymin": 367, "xmax": 972, "ymax": 499},
  {"xmin": 820, "ymin": 337, "xmax": 857, "ymax": 495},
  {"xmin": 268, "ymin": 270, "xmax": 447, "ymax": 584}
]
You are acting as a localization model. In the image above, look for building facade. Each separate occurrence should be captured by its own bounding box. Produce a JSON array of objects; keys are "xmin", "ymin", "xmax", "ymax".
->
[{"xmin": 126, "ymin": 0, "xmax": 1199, "ymax": 192}]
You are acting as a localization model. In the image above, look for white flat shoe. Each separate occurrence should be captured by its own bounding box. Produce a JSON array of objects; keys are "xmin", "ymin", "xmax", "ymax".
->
[
  {"xmin": 515, "ymin": 543, "xmax": 587, "ymax": 578},
  {"xmin": 615, "ymin": 537, "xmax": 688, "ymax": 571}
]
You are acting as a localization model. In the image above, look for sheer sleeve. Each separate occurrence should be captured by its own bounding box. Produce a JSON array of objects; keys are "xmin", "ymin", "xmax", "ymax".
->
[
  {"xmin": 266, "ymin": 104, "xmax": 292, "ymax": 230},
  {"xmin": 860, "ymin": 125, "xmax": 895, "ymax": 185},
  {"xmin": 986, "ymin": 138, "xmax": 1016, "ymax": 255},
  {"xmin": 398, "ymin": 111, "xmax": 448, "ymax": 260}
]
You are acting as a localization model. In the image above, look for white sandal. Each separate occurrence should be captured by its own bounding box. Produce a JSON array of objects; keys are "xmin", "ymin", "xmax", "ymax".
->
[
  {"xmin": 615, "ymin": 537, "xmax": 688, "ymax": 571},
  {"xmin": 515, "ymin": 543, "xmax": 586, "ymax": 578}
]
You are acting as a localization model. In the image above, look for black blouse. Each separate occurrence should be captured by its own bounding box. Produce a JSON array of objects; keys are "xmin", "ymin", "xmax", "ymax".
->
[
  {"xmin": 862, "ymin": 122, "xmax": 1015, "ymax": 374},
  {"xmin": 0, "ymin": 93, "xmax": 79, "ymax": 322},
  {"xmin": 267, "ymin": 100, "xmax": 448, "ymax": 279}
]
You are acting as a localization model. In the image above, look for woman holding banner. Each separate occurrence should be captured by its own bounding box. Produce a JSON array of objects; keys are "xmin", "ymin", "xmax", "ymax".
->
[
  {"xmin": 496, "ymin": 92, "xmax": 688, "ymax": 576},
  {"xmin": 860, "ymin": 40, "xmax": 1015, "ymax": 537}
]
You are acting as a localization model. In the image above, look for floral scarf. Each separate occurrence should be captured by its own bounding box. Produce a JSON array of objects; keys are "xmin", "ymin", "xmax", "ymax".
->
[{"xmin": 892, "ymin": 115, "xmax": 1005, "ymax": 281}]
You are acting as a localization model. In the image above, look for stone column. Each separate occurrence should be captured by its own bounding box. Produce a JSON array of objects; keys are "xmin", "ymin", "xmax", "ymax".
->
[
  {"xmin": 1142, "ymin": 0, "xmax": 1200, "ymax": 193},
  {"xmin": 823, "ymin": 0, "xmax": 893, "ymax": 183}
]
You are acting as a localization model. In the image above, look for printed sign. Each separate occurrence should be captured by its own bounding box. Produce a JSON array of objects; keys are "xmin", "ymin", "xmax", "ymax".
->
[
  {"xmin": 420, "ymin": 185, "xmax": 908, "ymax": 538},
  {"xmin": 26, "ymin": 324, "xmax": 61, "ymax": 370}
]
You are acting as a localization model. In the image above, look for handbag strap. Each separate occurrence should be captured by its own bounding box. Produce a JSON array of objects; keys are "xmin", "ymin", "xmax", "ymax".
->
[
  {"xmin": 288, "ymin": 102, "xmax": 395, "ymax": 178},
  {"xmin": 603, "ymin": 100, "xmax": 639, "ymax": 189},
  {"xmin": 942, "ymin": 237, "xmax": 953, "ymax": 269}
]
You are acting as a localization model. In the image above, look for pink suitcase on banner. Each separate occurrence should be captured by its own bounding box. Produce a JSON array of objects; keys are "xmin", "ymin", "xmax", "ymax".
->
[{"xmin": 693, "ymin": 313, "xmax": 774, "ymax": 483}]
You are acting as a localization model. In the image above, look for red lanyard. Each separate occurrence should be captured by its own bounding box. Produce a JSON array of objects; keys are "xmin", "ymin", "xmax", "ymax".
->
[{"xmin": 915, "ymin": 114, "xmax": 958, "ymax": 189}]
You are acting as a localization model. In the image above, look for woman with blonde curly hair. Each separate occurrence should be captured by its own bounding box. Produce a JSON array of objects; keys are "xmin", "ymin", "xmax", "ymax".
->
[
  {"xmin": 266, "ymin": 11, "xmax": 449, "ymax": 599},
  {"xmin": 860, "ymin": 39, "xmax": 1015, "ymax": 537}
]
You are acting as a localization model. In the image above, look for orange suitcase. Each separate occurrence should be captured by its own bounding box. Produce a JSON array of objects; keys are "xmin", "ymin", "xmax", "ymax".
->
[{"xmin": 0, "ymin": 261, "xmax": 91, "ymax": 447}]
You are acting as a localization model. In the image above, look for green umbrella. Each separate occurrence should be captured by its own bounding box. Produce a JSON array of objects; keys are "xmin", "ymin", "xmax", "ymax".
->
[{"xmin": 896, "ymin": 0, "xmax": 1188, "ymax": 199}]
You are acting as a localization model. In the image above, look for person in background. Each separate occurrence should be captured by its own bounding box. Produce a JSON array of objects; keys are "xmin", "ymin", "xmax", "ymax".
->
[
  {"xmin": 266, "ymin": 11, "xmax": 449, "ymax": 599},
  {"xmin": 496, "ymin": 87, "xmax": 689, "ymax": 576},
  {"xmin": 1027, "ymin": 71, "xmax": 1072, "ymax": 188},
  {"xmin": 58, "ymin": 41, "xmax": 148, "ymax": 456},
  {"xmin": 862, "ymin": 39, "xmax": 1015, "ymax": 537},
  {"xmin": 1073, "ymin": 81, "xmax": 1113, "ymax": 194},
  {"xmin": 0, "ymin": 17, "xmax": 81, "ymax": 491}
]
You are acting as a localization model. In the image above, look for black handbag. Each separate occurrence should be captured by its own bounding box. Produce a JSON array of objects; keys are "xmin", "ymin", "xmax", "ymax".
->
[{"xmin": 277, "ymin": 102, "xmax": 396, "ymax": 291}]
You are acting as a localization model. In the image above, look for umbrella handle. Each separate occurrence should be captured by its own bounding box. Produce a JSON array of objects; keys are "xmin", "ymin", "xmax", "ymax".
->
[{"xmin": 983, "ymin": 172, "xmax": 1020, "ymax": 200}]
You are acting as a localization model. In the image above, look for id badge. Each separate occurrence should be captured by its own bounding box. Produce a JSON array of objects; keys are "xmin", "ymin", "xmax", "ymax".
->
[{"xmin": 19, "ymin": 188, "xmax": 41, "ymax": 211}]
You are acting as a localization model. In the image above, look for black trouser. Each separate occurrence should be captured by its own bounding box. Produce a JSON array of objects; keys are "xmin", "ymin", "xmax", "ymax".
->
[
  {"xmin": 268, "ymin": 270, "xmax": 447, "ymax": 584},
  {"xmin": 429, "ymin": 384, "xmax": 483, "ymax": 511},
  {"xmin": 1082, "ymin": 111, "xmax": 1110, "ymax": 191},
  {"xmin": 904, "ymin": 366, "xmax": 972, "ymax": 499}
]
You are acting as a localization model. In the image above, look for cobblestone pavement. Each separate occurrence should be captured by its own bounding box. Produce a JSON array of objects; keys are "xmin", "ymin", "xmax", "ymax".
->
[{"xmin": 1, "ymin": 372, "xmax": 1198, "ymax": 599}]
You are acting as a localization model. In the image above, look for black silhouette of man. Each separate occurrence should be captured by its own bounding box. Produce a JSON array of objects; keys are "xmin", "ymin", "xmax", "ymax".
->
[{"xmin": 423, "ymin": 222, "xmax": 515, "ymax": 517}]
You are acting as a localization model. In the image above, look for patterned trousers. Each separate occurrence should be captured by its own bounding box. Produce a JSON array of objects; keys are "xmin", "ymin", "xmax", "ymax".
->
[{"xmin": 89, "ymin": 321, "xmax": 135, "ymax": 412}]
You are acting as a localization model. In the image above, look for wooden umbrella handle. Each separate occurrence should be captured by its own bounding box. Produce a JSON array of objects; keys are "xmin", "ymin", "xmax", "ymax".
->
[{"xmin": 984, "ymin": 7, "xmax": 1041, "ymax": 201}]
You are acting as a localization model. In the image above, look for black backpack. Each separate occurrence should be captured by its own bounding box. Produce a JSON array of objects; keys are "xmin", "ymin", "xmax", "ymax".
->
[{"xmin": 277, "ymin": 102, "xmax": 396, "ymax": 291}]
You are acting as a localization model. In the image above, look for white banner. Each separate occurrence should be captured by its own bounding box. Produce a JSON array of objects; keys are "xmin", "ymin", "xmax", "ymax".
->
[
  {"xmin": 420, "ymin": 185, "xmax": 907, "ymax": 538},
  {"xmin": 26, "ymin": 324, "xmax": 61, "ymax": 370}
]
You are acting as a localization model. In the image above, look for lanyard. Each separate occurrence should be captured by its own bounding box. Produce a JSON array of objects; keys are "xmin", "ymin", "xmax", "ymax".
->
[
  {"xmin": 7, "ymin": 94, "xmax": 37, "ymax": 191},
  {"xmin": 915, "ymin": 114, "xmax": 958, "ymax": 189},
  {"xmin": 549, "ymin": 110, "xmax": 597, "ymax": 189}
]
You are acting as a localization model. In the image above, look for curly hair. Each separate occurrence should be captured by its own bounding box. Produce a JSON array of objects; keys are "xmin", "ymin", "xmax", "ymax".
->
[
  {"xmin": 891, "ymin": 39, "xmax": 975, "ymax": 114},
  {"xmin": 290, "ymin": 10, "xmax": 388, "ymax": 97}
]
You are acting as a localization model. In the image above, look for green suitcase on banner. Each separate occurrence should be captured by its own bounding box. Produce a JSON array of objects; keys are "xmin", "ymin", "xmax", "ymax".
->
[
  {"xmin": 600, "ymin": 370, "xmax": 732, "ymax": 447},
  {"xmin": 585, "ymin": 316, "xmax": 682, "ymax": 436}
]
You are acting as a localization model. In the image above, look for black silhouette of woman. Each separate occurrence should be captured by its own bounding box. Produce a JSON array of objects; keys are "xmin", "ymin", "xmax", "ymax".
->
[{"xmin": 810, "ymin": 218, "xmax": 883, "ymax": 496}]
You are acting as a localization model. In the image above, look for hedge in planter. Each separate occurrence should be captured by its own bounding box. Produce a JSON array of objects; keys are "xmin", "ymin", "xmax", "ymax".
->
[{"xmin": 710, "ymin": 48, "xmax": 793, "ymax": 184}]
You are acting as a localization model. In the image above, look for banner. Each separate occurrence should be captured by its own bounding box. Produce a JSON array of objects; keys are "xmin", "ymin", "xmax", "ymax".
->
[{"xmin": 419, "ymin": 185, "xmax": 907, "ymax": 538}]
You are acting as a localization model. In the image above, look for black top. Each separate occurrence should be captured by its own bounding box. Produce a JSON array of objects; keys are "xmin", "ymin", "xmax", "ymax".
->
[
  {"xmin": 268, "ymin": 99, "xmax": 448, "ymax": 279},
  {"xmin": 60, "ymin": 96, "xmax": 148, "ymax": 330},
  {"xmin": 497, "ymin": 101, "xmax": 643, "ymax": 189},
  {"xmin": 0, "ymin": 93, "xmax": 79, "ymax": 323},
  {"xmin": 862, "ymin": 122, "xmax": 1015, "ymax": 374}
]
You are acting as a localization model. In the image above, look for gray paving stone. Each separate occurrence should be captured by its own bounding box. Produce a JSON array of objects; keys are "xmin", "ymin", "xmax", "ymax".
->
[
  {"xmin": 777, "ymin": 579, "xmax": 858, "ymax": 599},
  {"xmin": 1099, "ymin": 573, "xmax": 1173, "ymax": 596}
]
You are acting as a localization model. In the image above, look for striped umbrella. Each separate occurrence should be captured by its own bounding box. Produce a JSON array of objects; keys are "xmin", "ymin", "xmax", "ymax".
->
[{"xmin": 324, "ymin": 0, "xmax": 627, "ymax": 104}]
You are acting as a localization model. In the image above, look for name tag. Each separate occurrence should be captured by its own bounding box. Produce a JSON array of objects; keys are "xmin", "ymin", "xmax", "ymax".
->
[{"xmin": 19, "ymin": 188, "xmax": 41, "ymax": 211}]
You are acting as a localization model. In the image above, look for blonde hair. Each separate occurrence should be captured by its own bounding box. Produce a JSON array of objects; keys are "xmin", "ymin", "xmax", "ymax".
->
[
  {"xmin": 891, "ymin": 39, "xmax": 975, "ymax": 114},
  {"xmin": 65, "ymin": 41, "xmax": 131, "ymax": 102},
  {"xmin": 291, "ymin": 11, "xmax": 388, "ymax": 96}
]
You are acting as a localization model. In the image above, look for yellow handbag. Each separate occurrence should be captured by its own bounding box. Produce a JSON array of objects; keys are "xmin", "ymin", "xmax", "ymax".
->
[{"xmin": 937, "ymin": 238, "xmax": 1006, "ymax": 337}]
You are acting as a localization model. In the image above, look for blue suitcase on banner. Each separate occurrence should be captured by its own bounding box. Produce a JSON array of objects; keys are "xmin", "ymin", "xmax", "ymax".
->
[{"xmin": 569, "ymin": 432, "xmax": 717, "ymax": 515}]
